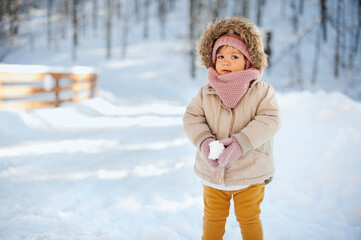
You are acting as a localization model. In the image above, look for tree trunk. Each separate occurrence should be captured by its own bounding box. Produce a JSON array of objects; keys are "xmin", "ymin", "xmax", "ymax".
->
[
  {"xmin": 26, "ymin": 0, "xmax": 34, "ymax": 51},
  {"xmin": 116, "ymin": 0, "xmax": 121, "ymax": 19},
  {"xmin": 334, "ymin": 0, "xmax": 341, "ymax": 78},
  {"xmin": 159, "ymin": 0, "xmax": 166, "ymax": 39},
  {"xmin": 190, "ymin": 0, "xmax": 197, "ymax": 78},
  {"xmin": 212, "ymin": 0, "xmax": 220, "ymax": 21},
  {"xmin": 121, "ymin": 1, "xmax": 128, "ymax": 58},
  {"xmin": 47, "ymin": 0, "xmax": 53, "ymax": 48},
  {"xmin": 80, "ymin": 0, "xmax": 87, "ymax": 36},
  {"xmin": 350, "ymin": 0, "xmax": 360, "ymax": 67},
  {"xmin": 92, "ymin": 0, "xmax": 97, "ymax": 33},
  {"xmin": 291, "ymin": 0, "xmax": 302, "ymax": 85},
  {"xmin": 256, "ymin": 0, "xmax": 263, "ymax": 26},
  {"xmin": 169, "ymin": 0, "xmax": 175, "ymax": 11},
  {"xmin": 143, "ymin": 0, "xmax": 149, "ymax": 39},
  {"xmin": 61, "ymin": 0, "xmax": 68, "ymax": 39},
  {"xmin": 106, "ymin": 0, "xmax": 112, "ymax": 59},
  {"xmin": 72, "ymin": 0, "xmax": 78, "ymax": 61},
  {"xmin": 281, "ymin": 0, "xmax": 287, "ymax": 17},
  {"xmin": 8, "ymin": 0, "xmax": 19, "ymax": 36},
  {"xmin": 311, "ymin": 27, "xmax": 321, "ymax": 84},
  {"xmin": 0, "ymin": 0, "xmax": 4, "ymax": 23},
  {"xmin": 134, "ymin": 0, "xmax": 139, "ymax": 23},
  {"xmin": 242, "ymin": 0, "xmax": 249, "ymax": 18},
  {"xmin": 265, "ymin": 31, "xmax": 272, "ymax": 67},
  {"xmin": 320, "ymin": 0, "xmax": 327, "ymax": 42},
  {"xmin": 299, "ymin": 0, "xmax": 304, "ymax": 14},
  {"xmin": 340, "ymin": 0, "xmax": 346, "ymax": 68}
]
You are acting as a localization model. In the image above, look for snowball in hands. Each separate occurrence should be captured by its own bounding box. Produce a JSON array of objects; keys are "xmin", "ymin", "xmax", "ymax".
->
[{"xmin": 208, "ymin": 140, "xmax": 225, "ymax": 160}]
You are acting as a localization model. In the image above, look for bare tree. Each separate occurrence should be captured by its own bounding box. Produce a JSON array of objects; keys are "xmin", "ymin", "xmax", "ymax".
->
[
  {"xmin": 257, "ymin": 0, "xmax": 265, "ymax": 26},
  {"xmin": 134, "ymin": 0, "xmax": 140, "ymax": 23},
  {"xmin": 79, "ymin": 0, "xmax": 87, "ymax": 36},
  {"xmin": 290, "ymin": 0, "xmax": 302, "ymax": 85},
  {"xmin": 242, "ymin": 0, "xmax": 249, "ymax": 18},
  {"xmin": 350, "ymin": 0, "xmax": 360, "ymax": 67},
  {"xmin": 92, "ymin": 0, "xmax": 98, "ymax": 33},
  {"xmin": 190, "ymin": 0, "xmax": 197, "ymax": 78},
  {"xmin": 320, "ymin": 0, "xmax": 327, "ymax": 41},
  {"xmin": 23, "ymin": 0, "xmax": 34, "ymax": 51},
  {"xmin": 72, "ymin": 0, "xmax": 78, "ymax": 61},
  {"xmin": 143, "ymin": 0, "xmax": 150, "ymax": 39},
  {"xmin": 159, "ymin": 0, "xmax": 166, "ymax": 39},
  {"xmin": 257, "ymin": 0, "xmax": 262, "ymax": 26},
  {"xmin": 121, "ymin": 1, "xmax": 129, "ymax": 59},
  {"xmin": 8, "ymin": 0, "xmax": 19, "ymax": 36},
  {"xmin": 0, "ymin": 0, "xmax": 4, "ymax": 23},
  {"xmin": 212, "ymin": 0, "xmax": 221, "ymax": 21},
  {"xmin": 0, "ymin": 0, "xmax": 8, "ymax": 60},
  {"xmin": 311, "ymin": 26, "xmax": 322, "ymax": 84},
  {"xmin": 281, "ymin": 0, "xmax": 287, "ymax": 17},
  {"xmin": 60, "ymin": 0, "xmax": 69, "ymax": 39},
  {"xmin": 116, "ymin": 0, "xmax": 121, "ymax": 19},
  {"xmin": 47, "ymin": 0, "xmax": 53, "ymax": 48},
  {"xmin": 169, "ymin": 0, "xmax": 176, "ymax": 11},
  {"xmin": 106, "ymin": 0, "xmax": 112, "ymax": 59},
  {"xmin": 334, "ymin": 0, "xmax": 342, "ymax": 78},
  {"xmin": 299, "ymin": 0, "xmax": 304, "ymax": 14},
  {"xmin": 233, "ymin": 0, "xmax": 249, "ymax": 18},
  {"xmin": 265, "ymin": 31, "xmax": 272, "ymax": 67}
]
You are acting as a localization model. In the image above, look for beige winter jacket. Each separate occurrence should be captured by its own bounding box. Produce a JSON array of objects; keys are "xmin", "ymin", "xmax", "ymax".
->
[
  {"xmin": 183, "ymin": 16, "xmax": 281, "ymax": 186},
  {"xmin": 183, "ymin": 80, "xmax": 280, "ymax": 186}
]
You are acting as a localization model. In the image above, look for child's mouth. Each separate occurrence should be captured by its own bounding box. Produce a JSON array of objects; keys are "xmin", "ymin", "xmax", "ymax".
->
[{"xmin": 222, "ymin": 70, "xmax": 232, "ymax": 74}]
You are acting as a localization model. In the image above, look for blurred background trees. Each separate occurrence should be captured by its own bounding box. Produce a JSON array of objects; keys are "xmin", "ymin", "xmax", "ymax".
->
[{"xmin": 0, "ymin": 0, "xmax": 360, "ymax": 86}]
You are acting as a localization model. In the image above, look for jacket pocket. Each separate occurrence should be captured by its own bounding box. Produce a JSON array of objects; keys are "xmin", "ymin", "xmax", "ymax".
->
[
  {"xmin": 227, "ymin": 142, "xmax": 273, "ymax": 180},
  {"xmin": 254, "ymin": 142, "xmax": 270, "ymax": 157}
]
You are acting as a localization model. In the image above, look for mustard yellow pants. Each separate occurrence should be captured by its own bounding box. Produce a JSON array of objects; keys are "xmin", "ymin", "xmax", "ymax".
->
[{"xmin": 202, "ymin": 183, "xmax": 265, "ymax": 240}]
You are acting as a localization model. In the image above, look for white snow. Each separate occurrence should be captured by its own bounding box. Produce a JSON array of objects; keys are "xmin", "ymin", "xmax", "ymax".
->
[
  {"xmin": 0, "ymin": 64, "xmax": 97, "ymax": 74},
  {"xmin": 208, "ymin": 140, "xmax": 225, "ymax": 160},
  {"xmin": 1, "ymin": 1, "xmax": 361, "ymax": 239},
  {"xmin": 1, "ymin": 89, "xmax": 360, "ymax": 240}
]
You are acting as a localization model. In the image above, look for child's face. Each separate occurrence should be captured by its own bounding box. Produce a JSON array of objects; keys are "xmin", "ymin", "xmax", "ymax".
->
[{"xmin": 215, "ymin": 46, "xmax": 246, "ymax": 75}]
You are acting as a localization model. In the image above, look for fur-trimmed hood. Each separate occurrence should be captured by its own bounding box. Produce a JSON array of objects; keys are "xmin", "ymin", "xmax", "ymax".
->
[{"xmin": 197, "ymin": 16, "xmax": 268, "ymax": 73}]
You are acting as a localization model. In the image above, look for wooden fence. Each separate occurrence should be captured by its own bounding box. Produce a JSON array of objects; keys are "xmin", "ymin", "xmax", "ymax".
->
[{"xmin": 0, "ymin": 65, "xmax": 98, "ymax": 110}]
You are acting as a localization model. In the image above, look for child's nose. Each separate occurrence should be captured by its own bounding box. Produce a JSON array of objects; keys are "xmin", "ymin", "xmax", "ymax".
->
[{"xmin": 222, "ymin": 60, "xmax": 230, "ymax": 66}]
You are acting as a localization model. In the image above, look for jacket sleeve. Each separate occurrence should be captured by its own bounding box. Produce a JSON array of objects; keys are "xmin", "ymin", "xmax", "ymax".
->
[
  {"xmin": 233, "ymin": 84, "xmax": 281, "ymax": 153},
  {"xmin": 183, "ymin": 87, "xmax": 215, "ymax": 150}
]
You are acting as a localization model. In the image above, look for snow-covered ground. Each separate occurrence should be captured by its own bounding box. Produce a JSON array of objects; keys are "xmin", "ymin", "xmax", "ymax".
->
[
  {"xmin": 1, "ymin": 87, "xmax": 360, "ymax": 240},
  {"xmin": 1, "ymin": 1, "xmax": 361, "ymax": 239}
]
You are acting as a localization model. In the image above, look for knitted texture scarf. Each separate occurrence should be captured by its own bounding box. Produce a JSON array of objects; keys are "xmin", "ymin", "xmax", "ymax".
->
[{"xmin": 208, "ymin": 67, "xmax": 260, "ymax": 108}]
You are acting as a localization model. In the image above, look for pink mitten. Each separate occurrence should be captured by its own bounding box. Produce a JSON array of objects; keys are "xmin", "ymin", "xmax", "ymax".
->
[
  {"xmin": 200, "ymin": 138, "xmax": 219, "ymax": 169},
  {"xmin": 218, "ymin": 136, "xmax": 243, "ymax": 167}
]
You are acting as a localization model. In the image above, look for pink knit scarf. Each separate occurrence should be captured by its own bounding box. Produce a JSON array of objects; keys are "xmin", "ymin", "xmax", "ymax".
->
[{"xmin": 208, "ymin": 67, "xmax": 260, "ymax": 108}]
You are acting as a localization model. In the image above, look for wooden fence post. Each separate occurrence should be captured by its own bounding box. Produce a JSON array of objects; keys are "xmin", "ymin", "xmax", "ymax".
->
[
  {"xmin": 0, "ymin": 80, "xmax": 2, "ymax": 102},
  {"xmin": 90, "ymin": 75, "xmax": 97, "ymax": 98},
  {"xmin": 54, "ymin": 75, "xmax": 60, "ymax": 107},
  {"xmin": 73, "ymin": 75, "xmax": 79, "ymax": 101}
]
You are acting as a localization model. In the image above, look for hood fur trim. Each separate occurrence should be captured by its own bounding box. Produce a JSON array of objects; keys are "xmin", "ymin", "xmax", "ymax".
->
[{"xmin": 197, "ymin": 16, "xmax": 268, "ymax": 73}]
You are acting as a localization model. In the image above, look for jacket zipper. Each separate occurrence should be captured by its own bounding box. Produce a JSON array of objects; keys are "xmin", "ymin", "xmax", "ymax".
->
[{"xmin": 229, "ymin": 108, "xmax": 235, "ymax": 137}]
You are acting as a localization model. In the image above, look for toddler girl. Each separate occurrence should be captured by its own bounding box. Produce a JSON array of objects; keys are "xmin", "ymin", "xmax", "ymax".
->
[{"xmin": 183, "ymin": 16, "xmax": 281, "ymax": 240}]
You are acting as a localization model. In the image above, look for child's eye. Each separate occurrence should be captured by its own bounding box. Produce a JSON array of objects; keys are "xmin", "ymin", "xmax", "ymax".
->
[
  {"xmin": 217, "ymin": 55, "xmax": 224, "ymax": 59},
  {"xmin": 232, "ymin": 55, "xmax": 239, "ymax": 59}
]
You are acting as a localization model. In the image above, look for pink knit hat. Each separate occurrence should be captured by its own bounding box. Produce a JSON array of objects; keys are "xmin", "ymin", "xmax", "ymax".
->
[{"xmin": 212, "ymin": 34, "xmax": 253, "ymax": 69}]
